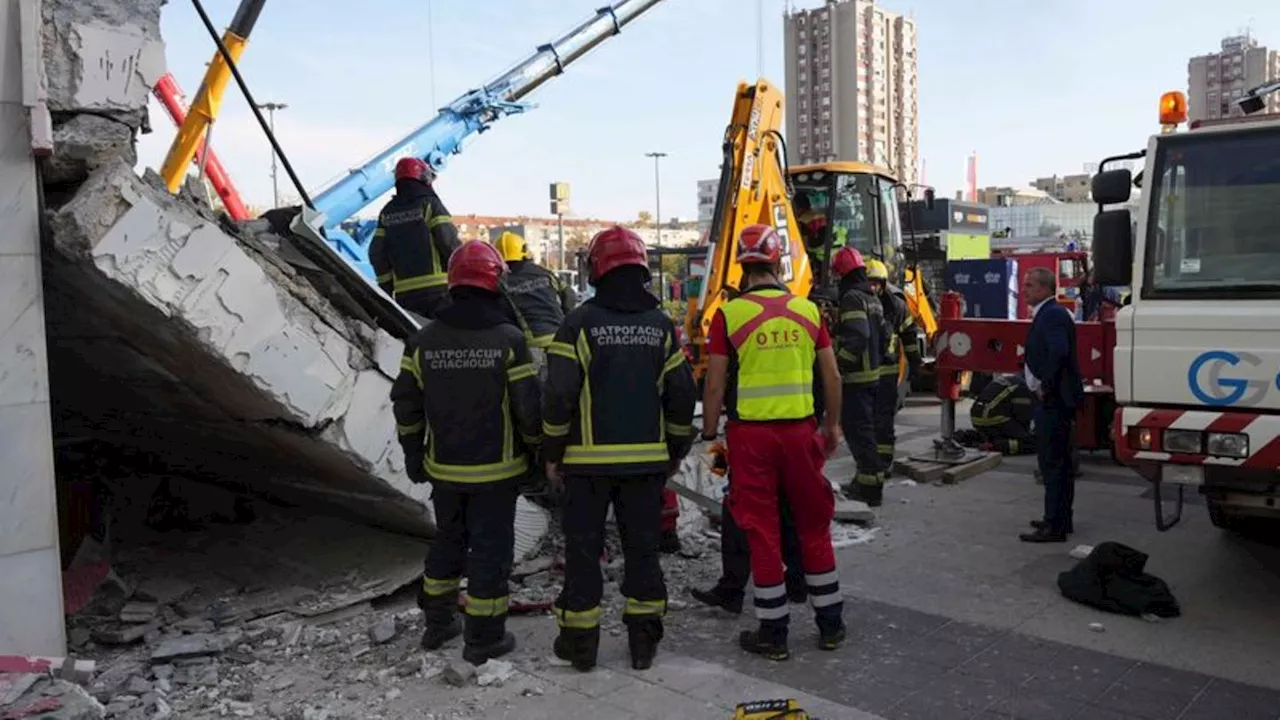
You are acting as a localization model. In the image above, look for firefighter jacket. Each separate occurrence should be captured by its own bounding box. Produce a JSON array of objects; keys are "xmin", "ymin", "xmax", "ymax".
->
[
  {"xmin": 541, "ymin": 276, "xmax": 697, "ymax": 477},
  {"xmin": 879, "ymin": 283, "xmax": 921, "ymax": 378},
  {"xmin": 390, "ymin": 292, "xmax": 542, "ymax": 491},
  {"xmin": 718, "ymin": 286, "xmax": 823, "ymax": 422},
  {"xmin": 504, "ymin": 260, "xmax": 574, "ymax": 348},
  {"xmin": 836, "ymin": 276, "xmax": 885, "ymax": 388},
  {"xmin": 369, "ymin": 180, "xmax": 462, "ymax": 317}
]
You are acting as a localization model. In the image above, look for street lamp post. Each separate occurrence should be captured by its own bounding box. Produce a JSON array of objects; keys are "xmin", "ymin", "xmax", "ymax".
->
[
  {"xmin": 645, "ymin": 151, "xmax": 667, "ymax": 247},
  {"xmin": 256, "ymin": 101, "xmax": 288, "ymax": 206}
]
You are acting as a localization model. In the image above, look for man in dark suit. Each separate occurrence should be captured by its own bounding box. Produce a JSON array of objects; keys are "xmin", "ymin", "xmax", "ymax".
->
[{"xmin": 1020, "ymin": 268, "xmax": 1085, "ymax": 543}]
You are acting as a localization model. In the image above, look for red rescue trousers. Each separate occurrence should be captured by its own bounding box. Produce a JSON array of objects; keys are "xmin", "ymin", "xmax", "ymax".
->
[
  {"xmin": 725, "ymin": 418, "xmax": 842, "ymax": 625},
  {"xmin": 660, "ymin": 487, "xmax": 679, "ymax": 533}
]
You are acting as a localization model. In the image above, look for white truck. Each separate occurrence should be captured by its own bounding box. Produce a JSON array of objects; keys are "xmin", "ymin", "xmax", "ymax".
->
[{"xmin": 1092, "ymin": 87, "xmax": 1280, "ymax": 532}]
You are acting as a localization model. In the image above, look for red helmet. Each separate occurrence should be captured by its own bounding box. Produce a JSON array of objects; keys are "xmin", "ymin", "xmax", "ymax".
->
[
  {"xmin": 586, "ymin": 225, "xmax": 648, "ymax": 283},
  {"xmin": 831, "ymin": 246, "xmax": 866, "ymax": 277},
  {"xmin": 736, "ymin": 224, "xmax": 783, "ymax": 265},
  {"xmin": 447, "ymin": 240, "xmax": 507, "ymax": 293},
  {"xmin": 394, "ymin": 157, "xmax": 436, "ymax": 184}
]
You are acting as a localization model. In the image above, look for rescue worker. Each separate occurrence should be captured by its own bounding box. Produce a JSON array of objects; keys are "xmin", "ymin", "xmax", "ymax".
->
[
  {"xmin": 542, "ymin": 226, "xmax": 697, "ymax": 673},
  {"xmin": 866, "ymin": 259, "xmax": 921, "ymax": 477},
  {"xmin": 369, "ymin": 157, "xmax": 462, "ymax": 320},
  {"xmin": 700, "ymin": 224, "xmax": 846, "ymax": 661},
  {"xmin": 390, "ymin": 241, "xmax": 542, "ymax": 665},
  {"xmin": 494, "ymin": 230, "xmax": 575, "ymax": 378},
  {"xmin": 831, "ymin": 246, "xmax": 887, "ymax": 507}
]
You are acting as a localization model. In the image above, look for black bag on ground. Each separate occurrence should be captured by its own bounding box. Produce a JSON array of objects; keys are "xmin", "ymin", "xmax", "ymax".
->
[{"xmin": 1057, "ymin": 541, "xmax": 1181, "ymax": 618}]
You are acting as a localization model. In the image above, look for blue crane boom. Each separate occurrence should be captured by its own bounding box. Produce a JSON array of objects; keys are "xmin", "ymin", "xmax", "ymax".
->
[{"xmin": 300, "ymin": 0, "xmax": 668, "ymax": 279}]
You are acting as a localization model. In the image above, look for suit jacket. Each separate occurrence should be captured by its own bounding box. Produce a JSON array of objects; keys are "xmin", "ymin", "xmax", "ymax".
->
[{"xmin": 1025, "ymin": 299, "xmax": 1085, "ymax": 410}]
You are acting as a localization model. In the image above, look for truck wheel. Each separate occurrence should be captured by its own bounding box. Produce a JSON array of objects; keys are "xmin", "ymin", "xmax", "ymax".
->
[{"xmin": 1208, "ymin": 499, "xmax": 1242, "ymax": 532}]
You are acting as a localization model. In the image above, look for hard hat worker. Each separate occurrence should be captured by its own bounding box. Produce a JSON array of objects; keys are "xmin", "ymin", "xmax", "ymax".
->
[
  {"xmin": 831, "ymin": 246, "xmax": 889, "ymax": 507},
  {"xmin": 699, "ymin": 223, "xmax": 847, "ymax": 660},
  {"xmin": 390, "ymin": 240, "xmax": 543, "ymax": 665},
  {"xmin": 542, "ymin": 225, "xmax": 697, "ymax": 673},
  {"xmin": 369, "ymin": 157, "xmax": 462, "ymax": 320},
  {"xmin": 494, "ymin": 230, "xmax": 576, "ymax": 380},
  {"xmin": 865, "ymin": 259, "xmax": 922, "ymax": 480}
]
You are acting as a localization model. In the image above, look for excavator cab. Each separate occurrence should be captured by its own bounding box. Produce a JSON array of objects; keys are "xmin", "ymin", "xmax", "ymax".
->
[{"xmin": 788, "ymin": 162, "xmax": 904, "ymax": 292}]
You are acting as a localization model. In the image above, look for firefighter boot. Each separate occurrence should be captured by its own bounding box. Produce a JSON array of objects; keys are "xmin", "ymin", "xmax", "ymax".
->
[
  {"xmin": 625, "ymin": 615, "xmax": 664, "ymax": 671},
  {"xmin": 553, "ymin": 627, "xmax": 600, "ymax": 673},
  {"xmin": 739, "ymin": 621, "xmax": 790, "ymax": 661},
  {"xmin": 461, "ymin": 616, "xmax": 516, "ymax": 666},
  {"xmin": 419, "ymin": 594, "xmax": 462, "ymax": 651},
  {"xmin": 843, "ymin": 481, "xmax": 884, "ymax": 508},
  {"xmin": 815, "ymin": 611, "xmax": 847, "ymax": 651},
  {"xmin": 690, "ymin": 585, "xmax": 744, "ymax": 614}
]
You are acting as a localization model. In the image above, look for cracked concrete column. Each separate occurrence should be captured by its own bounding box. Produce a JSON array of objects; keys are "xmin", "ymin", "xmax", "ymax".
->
[{"xmin": 0, "ymin": 0, "xmax": 65, "ymax": 655}]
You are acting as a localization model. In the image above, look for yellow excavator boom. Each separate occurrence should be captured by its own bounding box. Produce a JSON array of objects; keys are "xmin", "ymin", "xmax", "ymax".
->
[{"xmin": 684, "ymin": 79, "xmax": 810, "ymax": 378}]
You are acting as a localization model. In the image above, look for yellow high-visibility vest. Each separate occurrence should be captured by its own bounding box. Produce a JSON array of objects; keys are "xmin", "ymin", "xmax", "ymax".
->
[{"xmin": 721, "ymin": 288, "xmax": 822, "ymax": 421}]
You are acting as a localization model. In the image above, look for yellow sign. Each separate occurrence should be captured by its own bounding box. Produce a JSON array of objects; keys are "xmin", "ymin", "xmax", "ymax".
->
[{"xmin": 945, "ymin": 232, "xmax": 991, "ymax": 260}]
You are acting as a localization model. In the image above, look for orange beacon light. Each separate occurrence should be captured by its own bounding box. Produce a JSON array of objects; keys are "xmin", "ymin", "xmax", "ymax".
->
[{"xmin": 1159, "ymin": 91, "xmax": 1188, "ymax": 129}]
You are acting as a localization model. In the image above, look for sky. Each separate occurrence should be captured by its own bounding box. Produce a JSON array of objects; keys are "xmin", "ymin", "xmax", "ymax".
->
[{"xmin": 134, "ymin": 0, "xmax": 1280, "ymax": 224}]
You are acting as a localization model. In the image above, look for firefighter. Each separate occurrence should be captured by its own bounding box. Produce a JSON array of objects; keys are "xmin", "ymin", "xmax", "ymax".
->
[
  {"xmin": 831, "ymin": 247, "xmax": 887, "ymax": 507},
  {"xmin": 542, "ymin": 226, "xmax": 697, "ymax": 673},
  {"xmin": 390, "ymin": 240, "xmax": 542, "ymax": 665},
  {"xmin": 700, "ymin": 224, "xmax": 846, "ymax": 661},
  {"xmin": 494, "ymin": 230, "xmax": 575, "ymax": 378},
  {"xmin": 866, "ymin": 259, "xmax": 921, "ymax": 477},
  {"xmin": 369, "ymin": 157, "xmax": 462, "ymax": 320}
]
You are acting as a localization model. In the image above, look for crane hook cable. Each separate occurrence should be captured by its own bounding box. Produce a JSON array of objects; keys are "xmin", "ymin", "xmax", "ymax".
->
[{"xmin": 189, "ymin": 0, "xmax": 314, "ymax": 209}]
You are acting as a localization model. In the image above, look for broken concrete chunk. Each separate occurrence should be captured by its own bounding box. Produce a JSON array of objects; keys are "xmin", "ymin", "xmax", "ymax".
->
[
  {"xmin": 134, "ymin": 578, "xmax": 195, "ymax": 606},
  {"xmin": 368, "ymin": 617, "xmax": 397, "ymax": 645},
  {"xmin": 123, "ymin": 676, "xmax": 151, "ymax": 696},
  {"xmin": 119, "ymin": 601, "xmax": 159, "ymax": 624},
  {"xmin": 476, "ymin": 660, "xmax": 515, "ymax": 687},
  {"xmin": 510, "ymin": 556, "xmax": 554, "ymax": 580},
  {"xmin": 150, "ymin": 633, "xmax": 224, "ymax": 662},
  {"xmin": 441, "ymin": 661, "xmax": 476, "ymax": 687},
  {"xmin": 833, "ymin": 500, "xmax": 875, "ymax": 525},
  {"xmin": 44, "ymin": 115, "xmax": 137, "ymax": 187},
  {"xmin": 170, "ymin": 658, "xmax": 218, "ymax": 687}
]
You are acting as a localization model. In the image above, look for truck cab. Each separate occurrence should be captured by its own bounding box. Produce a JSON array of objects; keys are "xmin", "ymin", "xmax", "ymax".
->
[{"xmin": 1092, "ymin": 89, "xmax": 1280, "ymax": 530}]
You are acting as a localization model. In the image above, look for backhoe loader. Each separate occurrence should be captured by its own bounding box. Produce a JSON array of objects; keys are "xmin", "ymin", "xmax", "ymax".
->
[{"xmin": 683, "ymin": 78, "xmax": 937, "ymax": 395}]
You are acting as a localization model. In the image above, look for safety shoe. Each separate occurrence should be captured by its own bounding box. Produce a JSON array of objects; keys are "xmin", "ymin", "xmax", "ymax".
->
[
  {"xmin": 420, "ymin": 617, "xmax": 462, "ymax": 651},
  {"xmin": 842, "ymin": 483, "xmax": 884, "ymax": 508},
  {"xmin": 818, "ymin": 625, "xmax": 846, "ymax": 651},
  {"xmin": 462, "ymin": 631, "xmax": 516, "ymax": 665},
  {"xmin": 739, "ymin": 629, "xmax": 790, "ymax": 661},
  {"xmin": 690, "ymin": 586, "xmax": 744, "ymax": 614},
  {"xmin": 627, "ymin": 624, "xmax": 662, "ymax": 671},
  {"xmin": 553, "ymin": 631, "xmax": 599, "ymax": 672}
]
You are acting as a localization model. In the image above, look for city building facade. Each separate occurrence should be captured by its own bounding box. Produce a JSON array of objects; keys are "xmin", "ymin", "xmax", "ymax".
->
[
  {"xmin": 783, "ymin": 0, "xmax": 919, "ymax": 184},
  {"xmin": 1188, "ymin": 33, "xmax": 1280, "ymax": 123},
  {"xmin": 455, "ymin": 215, "xmax": 701, "ymax": 270},
  {"xmin": 696, "ymin": 178, "xmax": 717, "ymax": 233}
]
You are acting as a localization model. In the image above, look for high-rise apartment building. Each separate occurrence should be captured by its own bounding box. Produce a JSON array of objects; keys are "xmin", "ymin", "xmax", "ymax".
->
[
  {"xmin": 1188, "ymin": 34, "xmax": 1280, "ymax": 123},
  {"xmin": 783, "ymin": 0, "xmax": 919, "ymax": 184}
]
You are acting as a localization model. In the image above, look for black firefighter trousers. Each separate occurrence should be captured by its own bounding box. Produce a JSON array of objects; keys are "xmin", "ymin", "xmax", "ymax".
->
[
  {"xmin": 555, "ymin": 474, "xmax": 667, "ymax": 665},
  {"xmin": 874, "ymin": 371, "xmax": 900, "ymax": 472},
  {"xmin": 419, "ymin": 484, "xmax": 518, "ymax": 648},
  {"xmin": 842, "ymin": 383, "xmax": 883, "ymax": 489}
]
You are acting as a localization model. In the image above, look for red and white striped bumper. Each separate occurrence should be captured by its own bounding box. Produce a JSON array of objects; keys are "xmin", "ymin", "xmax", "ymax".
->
[{"xmin": 1114, "ymin": 407, "xmax": 1280, "ymax": 469}]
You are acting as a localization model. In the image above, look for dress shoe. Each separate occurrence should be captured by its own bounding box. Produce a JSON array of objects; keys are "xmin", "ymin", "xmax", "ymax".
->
[
  {"xmin": 1019, "ymin": 528, "xmax": 1068, "ymax": 543},
  {"xmin": 1030, "ymin": 520, "xmax": 1074, "ymax": 534}
]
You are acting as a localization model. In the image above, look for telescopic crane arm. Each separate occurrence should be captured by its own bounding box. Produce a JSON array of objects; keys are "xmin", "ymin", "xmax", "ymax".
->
[
  {"xmin": 159, "ymin": 0, "xmax": 268, "ymax": 193},
  {"xmin": 297, "ymin": 0, "xmax": 669, "ymax": 278}
]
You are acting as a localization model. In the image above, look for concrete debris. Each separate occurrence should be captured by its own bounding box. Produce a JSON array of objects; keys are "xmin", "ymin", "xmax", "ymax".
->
[
  {"xmin": 1070, "ymin": 544, "xmax": 1094, "ymax": 560},
  {"xmin": 441, "ymin": 661, "xmax": 477, "ymax": 688},
  {"xmin": 150, "ymin": 634, "xmax": 226, "ymax": 663},
  {"xmin": 1089, "ymin": 622, "xmax": 1106, "ymax": 633},
  {"xmin": 510, "ymin": 557, "xmax": 553, "ymax": 580},
  {"xmin": 133, "ymin": 579, "xmax": 195, "ymax": 607},
  {"xmin": 2, "ymin": 679, "xmax": 105, "ymax": 720},
  {"xmin": 42, "ymin": 0, "xmax": 166, "ymax": 127},
  {"xmin": 475, "ymin": 660, "xmax": 516, "ymax": 688},
  {"xmin": 170, "ymin": 658, "xmax": 218, "ymax": 688},
  {"xmin": 118, "ymin": 602, "xmax": 158, "ymax": 624},
  {"xmin": 43, "ymin": 115, "xmax": 137, "ymax": 187},
  {"xmin": 833, "ymin": 499, "xmax": 875, "ymax": 525},
  {"xmin": 367, "ymin": 618, "xmax": 396, "ymax": 645},
  {"xmin": 831, "ymin": 524, "xmax": 879, "ymax": 549}
]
